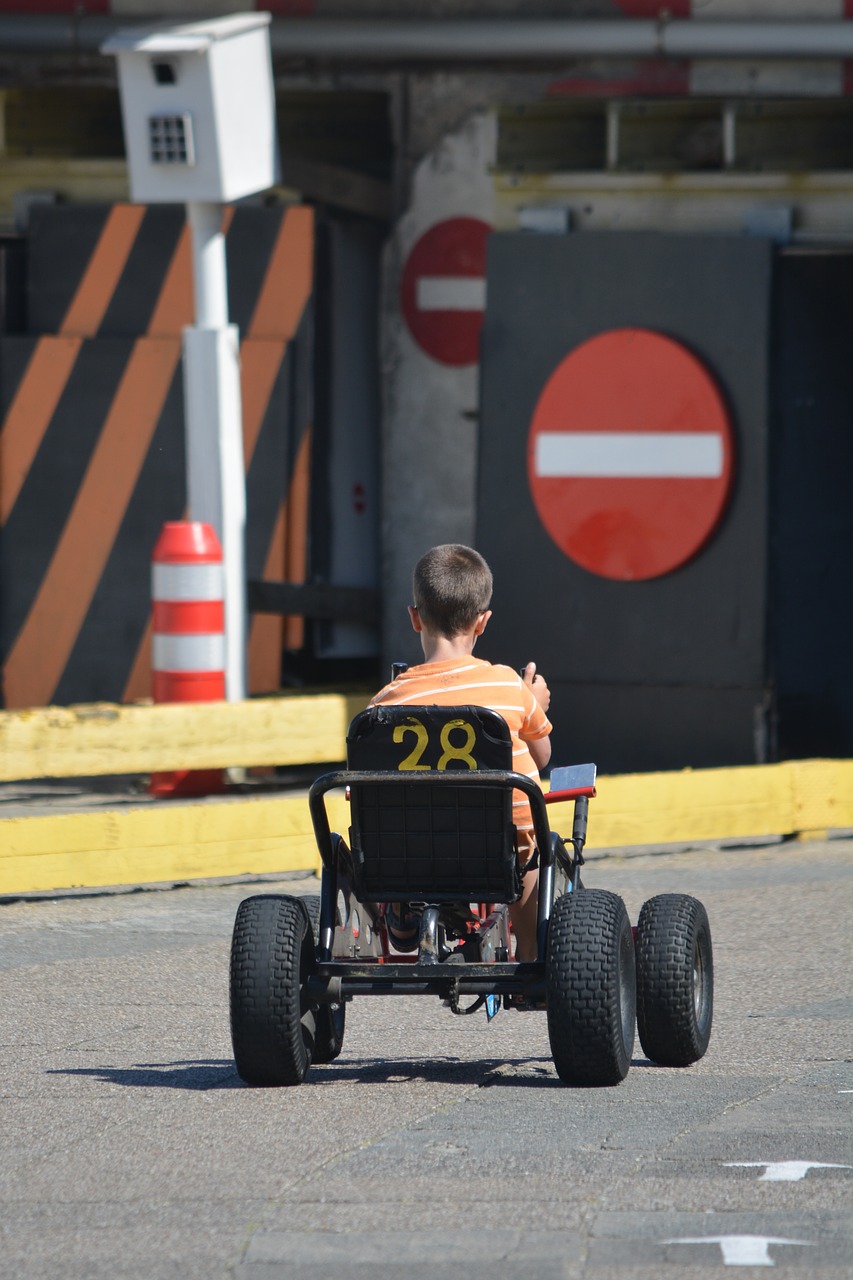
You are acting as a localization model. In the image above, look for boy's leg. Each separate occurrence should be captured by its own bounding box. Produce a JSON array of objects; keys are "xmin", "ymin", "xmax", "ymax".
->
[{"xmin": 509, "ymin": 870, "xmax": 539, "ymax": 962}]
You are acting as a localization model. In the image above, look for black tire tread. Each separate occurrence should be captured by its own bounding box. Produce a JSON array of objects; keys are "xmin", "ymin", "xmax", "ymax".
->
[
  {"xmin": 546, "ymin": 889, "xmax": 636, "ymax": 1087},
  {"xmin": 635, "ymin": 893, "xmax": 713, "ymax": 1067},
  {"xmin": 229, "ymin": 894, "xmax": 314, "ymax": 1086}
]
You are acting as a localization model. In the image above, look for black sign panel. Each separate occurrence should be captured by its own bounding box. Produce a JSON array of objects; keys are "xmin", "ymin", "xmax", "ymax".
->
[{"xmin": 477, "ymin": 232, "xmax": 773, "ymax": 771}]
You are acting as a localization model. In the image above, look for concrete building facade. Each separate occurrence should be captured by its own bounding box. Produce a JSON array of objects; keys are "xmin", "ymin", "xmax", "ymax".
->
[{"xmin": 2, "ymin": 1, "xmax": 852, "ymax": 769}]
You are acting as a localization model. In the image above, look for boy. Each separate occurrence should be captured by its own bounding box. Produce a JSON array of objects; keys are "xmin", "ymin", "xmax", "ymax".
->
[{"xmin": 370, "ymin": 544, "xmax": 552, "ymax": 962}]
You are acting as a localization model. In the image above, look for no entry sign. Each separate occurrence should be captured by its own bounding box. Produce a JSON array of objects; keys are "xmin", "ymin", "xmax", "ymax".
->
[
  {"xmin": 528, "ymin": 329, "xmax": 734, "ymax": 581},
  {"xmin": 400, "ymin": 217, "xmax": 491, "ymax": 366}
]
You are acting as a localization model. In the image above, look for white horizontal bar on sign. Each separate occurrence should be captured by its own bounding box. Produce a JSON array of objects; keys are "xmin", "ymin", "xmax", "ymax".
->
[
  {"xmin": 416, "ymin": 276, "xmax": 487, "ymax": 312},
  {"xmin": 534, "ymin": 432, "xmax": 725, "ymax": 479},
  {"xmin": 152, "ymin": 562, "xmax": 224, "ymax": 602},
  {"xmin": 152, "ymin": 633, "xmax": 226, "ymax": 673}
]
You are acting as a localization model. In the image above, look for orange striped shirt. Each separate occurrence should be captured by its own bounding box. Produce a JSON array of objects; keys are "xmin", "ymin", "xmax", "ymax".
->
[{"xmin": 370, "ymin": 656, "xmax": 552, "ymax": 855}]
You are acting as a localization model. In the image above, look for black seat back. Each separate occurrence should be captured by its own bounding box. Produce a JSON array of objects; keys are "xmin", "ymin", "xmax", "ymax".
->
[{"xmin": 345, "ymin": 705, "xmax": 521, "ymax": 904}]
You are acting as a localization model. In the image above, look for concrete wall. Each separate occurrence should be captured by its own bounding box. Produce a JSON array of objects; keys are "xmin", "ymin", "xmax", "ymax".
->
[
  {"xmin": 4, "ymin": 0, "xmax": 853, "ymax": 724},
  {"xmin": 380, "ymin": 110, "xmax": 497, "ymax": 668}
]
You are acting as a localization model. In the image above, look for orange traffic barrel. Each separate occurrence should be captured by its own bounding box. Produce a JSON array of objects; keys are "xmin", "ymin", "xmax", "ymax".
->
[{"xmin": 149, "ymin": 521, "xmax": 226, "ymax": 797}]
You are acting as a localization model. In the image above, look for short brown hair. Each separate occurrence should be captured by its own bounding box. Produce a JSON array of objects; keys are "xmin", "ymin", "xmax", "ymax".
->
[{"xmin": 412, "ymin": 544, "xmax": 493, "ymax": 638}]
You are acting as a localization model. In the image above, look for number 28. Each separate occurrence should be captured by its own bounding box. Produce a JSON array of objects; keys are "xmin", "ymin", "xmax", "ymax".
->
[{"xmin": 392, "ymin": 717, "xmax": 478, "ymax": 771}]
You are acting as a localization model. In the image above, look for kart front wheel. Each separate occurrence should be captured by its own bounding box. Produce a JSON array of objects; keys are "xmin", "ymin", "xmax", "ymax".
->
[
  {"xmin": 230, "ymin": 894, "xmax": 317, "ymax": 1086},
  {"xmin": 635, "ymin": 893, "xmax": 713, "ymax": 1067},
  {"xmin": 546, "ymin": 889, "xmax": 636, "ymax": 1086}
]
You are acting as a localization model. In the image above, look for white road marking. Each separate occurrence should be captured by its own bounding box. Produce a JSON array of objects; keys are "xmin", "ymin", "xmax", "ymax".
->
[
  {"xmin": 534, "ymin": 431, "xmax": 724, "ymax": 479},
  {"xmin": 724, "ymin": 1160, "xmax": 852, "ymax": 1182},
  {"xmin": 663, "ymin": 1235, "xmax": 813, "ymax": 1267},
  {"xmin": 415, "ymin": 277, "xmax": 486, "ymax": 312}
]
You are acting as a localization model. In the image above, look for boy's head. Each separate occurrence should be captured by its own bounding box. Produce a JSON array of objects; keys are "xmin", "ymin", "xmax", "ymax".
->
[{"xmin": 411, "ymin": 544, "xmax": 493, "ymax": 638}]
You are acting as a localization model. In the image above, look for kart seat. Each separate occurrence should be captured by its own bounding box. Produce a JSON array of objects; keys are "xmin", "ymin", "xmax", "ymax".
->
[{"xmin": 343, "ymin": 704, "xmax": 523, "ymax": 906}]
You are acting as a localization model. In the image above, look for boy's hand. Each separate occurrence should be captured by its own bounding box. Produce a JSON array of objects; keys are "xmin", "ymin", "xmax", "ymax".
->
[{"xmin": 522, "ymin": 661, "xmax": 551, "ymax": 713}]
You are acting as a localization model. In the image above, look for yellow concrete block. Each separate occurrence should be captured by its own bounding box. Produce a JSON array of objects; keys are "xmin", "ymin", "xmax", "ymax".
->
[
  {"xmin": 546, "ymin": 759, "xmax": 852, "ymax": 850},
  {"xmin": 0, "ymin": 693, "xmax": 370, "ymax": 782},
  {"xmin": 586, "ymin": 763, "xmax": 796, "ymax": 849},
  {"xmin": 790, "ymin": 758, "xmax": 853, "ymax": 832},
  {"xmin": 0, "ymin": 790, "xmax": 352, "ymax": 896},
  {"xmin": 2, "ymin": 751, "xmax": 849, "ymax": 897}
]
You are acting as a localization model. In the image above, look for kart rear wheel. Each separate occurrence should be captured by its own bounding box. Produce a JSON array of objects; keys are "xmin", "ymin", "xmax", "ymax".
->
[
  {"xmin": 635, "ymin": 893, "xmax": 713, "ymax": 1067},
  {"xmin": 546, "ymin": 889, "xmax": 636, "ymax": 1087},
  {"xmin": 303, "ymin": 894, "xmax": 346, "ymax": 1064},
  {"xmin": 230, "ymin": 894, "xmax": 317, "ymax": 1086}
]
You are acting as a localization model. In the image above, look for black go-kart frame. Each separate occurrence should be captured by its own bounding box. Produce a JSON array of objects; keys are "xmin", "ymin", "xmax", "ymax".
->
[{"xmin": 230, "ymin": 703, "xmax": 714, "ymax": 1088}]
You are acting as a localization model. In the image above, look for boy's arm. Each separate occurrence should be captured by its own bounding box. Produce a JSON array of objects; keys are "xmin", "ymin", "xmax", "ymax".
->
[
  {"xmin": 529, "ymin": 734, "xmax": 552, "ymax": 770},
  {"xmin": 520, "ymin": 663, "xmax": 553, "ymax": 769}
]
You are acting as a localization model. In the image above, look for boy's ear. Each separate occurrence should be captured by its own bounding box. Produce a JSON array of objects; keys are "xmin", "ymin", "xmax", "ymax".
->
[
  {"xmin": 474, "ymin": 609, "xmax": 492, "ymax": 637},
  {"xmin": 408, "ymin": 605, "xmax": 422, "ymax": 633}
]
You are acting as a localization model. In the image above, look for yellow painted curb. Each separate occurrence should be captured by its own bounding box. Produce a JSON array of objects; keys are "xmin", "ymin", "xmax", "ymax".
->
[
  {"xmin": 1, "ymin": 758, "xmax": 849, "ymax": 897},
  {"xmin": 0, "ymin": 692, "xmax": 370, "ymax": 781},
  {"xmin": 0, "ymin": 791, "xmax": 350, "ymax": 896},
  {"xmin": 551, "ymin": 758, "xmax": 853, "ymax": 849}
]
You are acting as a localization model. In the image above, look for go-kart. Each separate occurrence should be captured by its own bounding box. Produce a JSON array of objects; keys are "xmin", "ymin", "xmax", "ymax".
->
[{"xmin": 229, "ymin": 703, "xmax": 713, "ymax": 1087}]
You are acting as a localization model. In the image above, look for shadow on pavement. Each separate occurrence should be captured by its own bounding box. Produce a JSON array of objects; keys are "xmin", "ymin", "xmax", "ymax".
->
[
  {"xmin": 48, "ymin": 1060, "xmax": 242, "ymax": 1090},
  {"xmin": 49, "ymin": 1054, "xmax": 660, "ymax": 1090},
  {"xmin": 49, "ymin": 1055, "xmax": 558, "ymax": 1090}
]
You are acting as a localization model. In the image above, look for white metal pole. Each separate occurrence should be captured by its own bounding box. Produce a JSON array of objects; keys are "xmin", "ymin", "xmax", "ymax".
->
[
  {"xmin": 184, "ymin": 200, "xmax": 247, "ymax": 703},
  {"xmin": 187, "ymin": 201, "xmax": 229, "ymax": 328}
]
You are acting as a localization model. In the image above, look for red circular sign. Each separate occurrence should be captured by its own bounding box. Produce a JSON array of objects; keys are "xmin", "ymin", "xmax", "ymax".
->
[
  {"xmin": 400, "ymin": 217, "xmax": 491, "ymax": 366},
  {"xmin": 528, "ymin": 329, "xmax": 734, "ymax": 581}
]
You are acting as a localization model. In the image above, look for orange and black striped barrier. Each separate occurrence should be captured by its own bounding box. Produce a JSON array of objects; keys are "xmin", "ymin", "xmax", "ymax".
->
[{"xmin": 0, "ymin": 202, "xmax": 315, "ymax": 709}]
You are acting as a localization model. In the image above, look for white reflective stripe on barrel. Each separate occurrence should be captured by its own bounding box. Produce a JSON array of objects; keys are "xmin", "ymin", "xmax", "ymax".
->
[
  {"xmin": 152, "ymin": 562, "xmax": 224, "ymax": 602},
  {"xmin": 152, "ymin": 633, "xmax": 226, "ymax": 672}
]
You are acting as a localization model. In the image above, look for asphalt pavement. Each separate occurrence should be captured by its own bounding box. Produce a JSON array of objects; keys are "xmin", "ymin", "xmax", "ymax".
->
[{"xmin": 1, "ymin": 837, "xmax": 850, "ymax": 1278}]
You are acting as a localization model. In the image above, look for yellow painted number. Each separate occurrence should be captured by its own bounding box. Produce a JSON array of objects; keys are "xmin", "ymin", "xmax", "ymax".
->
[
  {"xmin": 437, "ymin": 719, "xmax": 478, "ymax": 771},
  {"xmin": 393, "ymin": 718, "xmax": 430, "ymax": 770}
]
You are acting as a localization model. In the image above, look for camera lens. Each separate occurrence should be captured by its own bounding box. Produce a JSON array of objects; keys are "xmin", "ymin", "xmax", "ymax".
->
[{"xmin": 152, "ymin": 60, "xmax": 176, "ymax": 86}]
